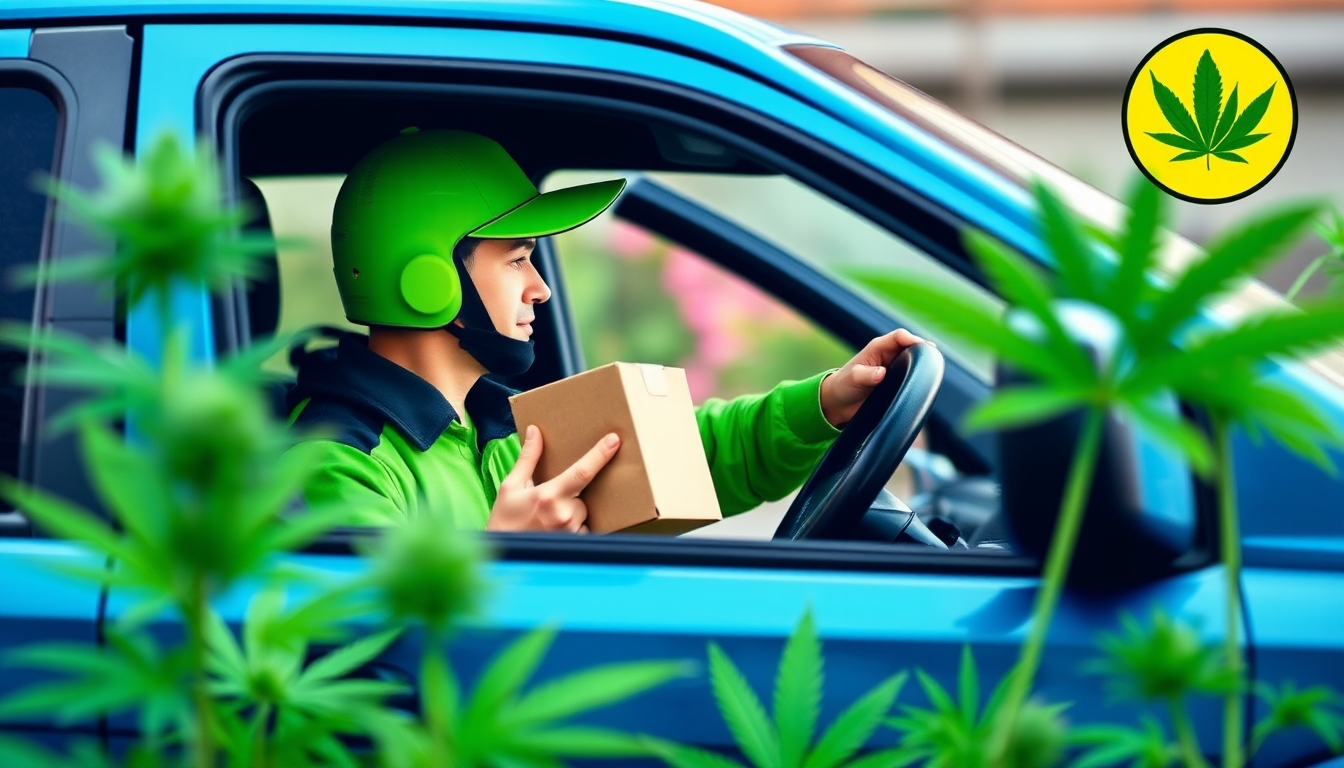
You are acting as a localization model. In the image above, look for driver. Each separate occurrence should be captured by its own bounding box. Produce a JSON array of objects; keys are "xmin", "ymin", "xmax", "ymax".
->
[{"xmin": 286, "ymin": 128, "xmax": 925, "ymax": 531}]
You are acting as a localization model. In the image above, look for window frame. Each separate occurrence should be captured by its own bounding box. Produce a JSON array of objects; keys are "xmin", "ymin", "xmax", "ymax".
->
[
  {"xmin": 0, "ymin": 60, "xmax": 76, "ymax": 536},
  {"xmin": 201, "ymin": 51, "xmax": 1214, "ymax": 579}
]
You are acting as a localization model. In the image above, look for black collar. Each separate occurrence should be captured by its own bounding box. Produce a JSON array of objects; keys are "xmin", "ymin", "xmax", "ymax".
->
[{"xmin": 287, "ymin": 332, "xmax": 518, "ymax": 453}]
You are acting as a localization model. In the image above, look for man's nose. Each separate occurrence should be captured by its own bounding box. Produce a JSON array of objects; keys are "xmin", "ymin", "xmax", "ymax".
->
[{"xmin": 527, "ymin": 271, "xmax": 552, "ymax": 304}]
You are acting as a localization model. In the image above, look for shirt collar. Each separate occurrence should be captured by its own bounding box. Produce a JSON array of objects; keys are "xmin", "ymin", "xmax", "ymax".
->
[{"xmin": 288, "ymin": 332, "xmax": 518, "ymax": 453}]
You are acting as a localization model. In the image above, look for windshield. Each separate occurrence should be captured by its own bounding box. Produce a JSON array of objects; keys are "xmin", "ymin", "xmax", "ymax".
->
[{"xmin": 787, "ymin": 44, "xmax": 1344, "ymax": 390}]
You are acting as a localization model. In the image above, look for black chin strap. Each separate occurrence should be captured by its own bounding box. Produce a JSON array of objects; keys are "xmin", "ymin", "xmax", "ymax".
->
[{"xmin": 444, "ymin": 254, "xmax": 535, "ymax": 377}]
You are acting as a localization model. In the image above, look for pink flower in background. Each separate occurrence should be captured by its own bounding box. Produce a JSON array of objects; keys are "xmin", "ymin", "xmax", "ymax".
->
[
  {"xmin": 663, "ymin": 246, "xmax": 801, "ymax": 400},
  {"xmin": 607, "ymin": 220, "xmax": 656, "ymax": 261}
]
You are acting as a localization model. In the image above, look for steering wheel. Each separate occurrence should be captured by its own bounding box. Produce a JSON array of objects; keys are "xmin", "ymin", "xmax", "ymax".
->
[{"xmin": 773, "ymin": 342, "xmax": 945, "ymax": 541}]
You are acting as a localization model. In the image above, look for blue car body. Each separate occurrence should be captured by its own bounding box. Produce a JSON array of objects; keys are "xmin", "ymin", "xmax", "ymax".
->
[{"xmin": 0, "ymin": 1, "xmax": 1341, "ymax": 764}]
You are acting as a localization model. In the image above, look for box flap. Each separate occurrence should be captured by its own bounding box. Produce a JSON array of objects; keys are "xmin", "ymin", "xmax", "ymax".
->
[{"xmin": 618, "ymin": 364, "xmax": 722, "ymax": 525}]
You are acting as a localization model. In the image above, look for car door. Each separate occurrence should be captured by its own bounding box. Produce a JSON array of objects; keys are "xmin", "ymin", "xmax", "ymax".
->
[
  {"xmin": 117, "ymin": 13, "xmax": 1235, "ymax": 756},
  {"xmin": 0, "ymin": 25, "xmax": 132, "ymax": 748}
]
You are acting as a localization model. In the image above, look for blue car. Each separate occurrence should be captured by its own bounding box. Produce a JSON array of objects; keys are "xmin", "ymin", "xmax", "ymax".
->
[{"xmin": 0, "ymin": 2, "xmax": 1341, "ymax": 765}]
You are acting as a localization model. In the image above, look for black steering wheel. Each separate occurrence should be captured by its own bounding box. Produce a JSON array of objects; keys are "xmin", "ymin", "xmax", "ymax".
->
[{"xmin": 773, "ymin": 342, "xmax": 945, "ymax": 541}]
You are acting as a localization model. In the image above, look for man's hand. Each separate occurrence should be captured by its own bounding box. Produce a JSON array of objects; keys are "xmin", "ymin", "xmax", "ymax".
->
[
  {"xmin": 487, "ymin": 425, "xmax": 620, "ymax": 533},
  {"xmin": 819, "ymin": 328, "xmax": 928, "ymax": 429}
]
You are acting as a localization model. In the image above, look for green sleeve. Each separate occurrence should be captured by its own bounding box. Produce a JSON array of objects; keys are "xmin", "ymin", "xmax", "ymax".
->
[
  {"xmin": 293, "ymin": 439, "xmax": 411, "ymax": 527},
  {"xmin": 694, "ymin": 370, "xmax": 841, "ymax": 517}
]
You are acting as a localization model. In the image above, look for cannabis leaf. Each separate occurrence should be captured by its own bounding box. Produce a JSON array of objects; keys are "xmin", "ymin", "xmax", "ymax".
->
[
  {"xmin": 647, "ymin": 609, "xmax": 910, "ymax": 768},
  {"xmin": 1146, "ymin": 49, "xmax": 1275, "ymax": 170}
]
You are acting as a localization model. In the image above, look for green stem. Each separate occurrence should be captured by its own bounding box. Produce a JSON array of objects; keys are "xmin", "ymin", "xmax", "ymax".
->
[
  {"xmin": 992, "ymin": 408, "xmax": 1106, "ymax": 760},
  {"xmin": 422, "ymin": 633, "xmax": 452, "ymax": 768},
  {"xmin": 1215, "ymin": 420, "xmax": 1245, "ymax": 768},
  {"xmin": 1285, "ymin": 256, "xmax": 1325, "ymax": 302},
  {"xmin": 250, "ymin": 702, "xmax": 272, "ymax": 768},
  {"xmin": 186, "ymin": 577, "xmax": 216, "ymax": 768},
  {"xmin": 1248, "ymin": 726, "xmax": 1269, "ymax": 760},
  {"xmin": 1172, "ymin": 698, "xmax": 1210, "ymax": 768}
]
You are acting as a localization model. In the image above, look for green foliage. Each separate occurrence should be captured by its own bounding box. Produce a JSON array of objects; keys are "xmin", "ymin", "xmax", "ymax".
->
[
  {"xmin": 649, "ymin": 609, "xmax": 909, "ymax": 768},
  {"xmin": 1071, "ymin": 718, "xmax": 1179, "ymax": 768},
  {"xmin": 0, "ymin": 131, "xmax": 685, "ymax": 768},
  {"xmin": 0, "ymin": 627, "xmax": 188, "ymax": 739},
  {"xmin": 27, "ymin": 132, "xmax": 272, "ymax": 314},
  {"xmin": 205, "ymin": 587, "xmax": 408, "ymax": 767},
  {"xmin": 1146, "ymin": 50, "xmax": 1274, "ymax": 170},
  {"xmin": 853, "ymin": 176, "xmax": 1342, "ymax": 468},
  {"xmin": 1087, "ymin": 612, "xmax": 1237, "ymax": 704},
  {"xmin": 417, "ymin": 626, "xmax": 690, "ymax": 768},
  {"xmin": 1251, "ymin": 680, "xmax": 1344, "ymax": 754},
  {"xmin": 1080, "ymin": 612, "xmax": 1344, "ymax": 768},
  {"xmin": 886, "ymin": 648, "xmax": 1068, "ymax": 768},
  {"xmin": 361, "ymin": 504, "xmax": 490, "ymax": 636},
  {"xmin": 1286, "ymin": 207, "xmax": 1344, "ymax": 302},
  {"xmin": 849, "ymin": 174, "xmax": 1344, "ymax": 768}
]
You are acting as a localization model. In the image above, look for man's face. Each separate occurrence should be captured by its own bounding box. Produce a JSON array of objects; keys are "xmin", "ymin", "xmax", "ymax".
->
[{"xmin": 464, "ymin": 238, "xmax": 551, "ymax": 341}]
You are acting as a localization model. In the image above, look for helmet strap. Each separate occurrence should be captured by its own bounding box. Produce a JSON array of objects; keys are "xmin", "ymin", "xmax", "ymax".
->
[{"xmin": 444, "ymin": 253, "xmax": 536, "ymax": 377}]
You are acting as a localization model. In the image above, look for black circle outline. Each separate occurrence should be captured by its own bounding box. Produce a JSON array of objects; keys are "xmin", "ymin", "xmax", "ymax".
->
[{"xmin": 1121, "ymin": 27, "xmax": 1298, "ymax": 206}]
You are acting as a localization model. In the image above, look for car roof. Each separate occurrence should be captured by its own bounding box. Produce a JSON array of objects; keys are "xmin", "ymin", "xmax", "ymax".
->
[{"xmin": 0, "ymin": 0, "xmax": 831, "ymax": 56}]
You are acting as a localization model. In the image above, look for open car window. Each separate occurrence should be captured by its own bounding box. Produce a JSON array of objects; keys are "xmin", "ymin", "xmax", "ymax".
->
[
  {"xmin": 219, "ymin": 57, "xmax": 1026, "ymax": 564},
  {"xmin": 547, "ymin": 170, "xmax": 1000, "ymax": 383}
]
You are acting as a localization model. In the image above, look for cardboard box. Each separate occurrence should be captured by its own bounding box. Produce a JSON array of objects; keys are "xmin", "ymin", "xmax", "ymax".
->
[{"xmin": 508, "ymin": 363, "xmax": 723, "ymax": 534}]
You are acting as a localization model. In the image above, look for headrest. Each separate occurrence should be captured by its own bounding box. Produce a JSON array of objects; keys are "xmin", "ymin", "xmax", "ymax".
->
[{"xmin": 240, "ymin": 177, "xmax": 280, "ymax": 340}]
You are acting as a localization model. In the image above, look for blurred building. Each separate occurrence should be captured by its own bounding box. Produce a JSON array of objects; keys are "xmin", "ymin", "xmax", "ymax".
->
[{"xmin": 714, "ymin": 0, "xmax": 1344, "ymax": 296}]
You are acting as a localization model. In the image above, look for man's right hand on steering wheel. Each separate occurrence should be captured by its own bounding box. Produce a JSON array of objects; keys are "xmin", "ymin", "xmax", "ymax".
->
[{"xmin": 818, "ymin": 329, "xmax": 930, "ymax": 429}]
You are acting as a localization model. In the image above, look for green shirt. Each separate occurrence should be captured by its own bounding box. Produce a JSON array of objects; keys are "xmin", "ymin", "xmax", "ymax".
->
[{"xmin": 287, "ymin": 334, "xmax": 839, "ymax": 528}]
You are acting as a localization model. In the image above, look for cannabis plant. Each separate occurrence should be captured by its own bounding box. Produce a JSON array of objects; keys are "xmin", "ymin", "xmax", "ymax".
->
[
  {"xmin": 1286, "ymin": 208, "xmax": 1344, "ymax": 301},
  {"xmin": 849, "ymin": 174, "xmax": 1344, "ymax": 766},
  {"xmin": 1075, "ymin": 611, "xmax": 1344, "ymax": 768},
  {"xmin": 649, "ymin": 609, "xmax": 909, "ymax": 768},
  {"xmin": 886, "ymin": 647, "xmax": 1068, "ymax": 768},
  {"xmin": 357, "ymin": 507, "xmax": 691, "ymax": 768},
  {"xmin": 0, "ymin": 131, "xmax": 685, "ymax": 768}
]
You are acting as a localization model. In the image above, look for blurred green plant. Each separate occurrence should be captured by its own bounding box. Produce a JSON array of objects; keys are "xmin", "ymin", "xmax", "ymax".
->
[
  {"xmin": 847, "ymin": 174, "xmax": 1344, "ymax": 767},
  {"xmin": 1074, "ymin": 611, "xmax": 1344, "ymax": 768},
  {"xmin": 648, "ymin": 609, "xmax": 908, "ymax": 768},
  {"xmin": 357, "ymin": 508, "xmax": 691, "ymax": 768},
  {"xmin": 1085, "ymin": 612, "xmax": 1236, "ymax": 768},
  {"xmin": 0, "ymin": 131, "xmax": 686, "ymax": 768},
  {"xmin": 886, "ymin": 647, "xmax": 1068, "ymax": 768},
  {"xmin": 26, "ymin": 133, "xmax": 272, "ymax": 324},
  {"xmin": 1285, "ymin": 208, "xmax": 1344, "ymax": 302}
]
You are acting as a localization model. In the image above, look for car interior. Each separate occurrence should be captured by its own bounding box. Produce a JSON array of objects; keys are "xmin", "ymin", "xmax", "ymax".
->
[
  {"xmin": 224, "ymin": 85, "xmax": 1012, "ymax": 550},
  {"xmin": 219, "ymin": 75, "xmax": 1202, "ymax": 571}
]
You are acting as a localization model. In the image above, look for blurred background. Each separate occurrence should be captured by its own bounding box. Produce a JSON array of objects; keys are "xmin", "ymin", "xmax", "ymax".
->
[{"xmin": 727, "ymin": 0, "xmax": 1344, "ymax": 292}]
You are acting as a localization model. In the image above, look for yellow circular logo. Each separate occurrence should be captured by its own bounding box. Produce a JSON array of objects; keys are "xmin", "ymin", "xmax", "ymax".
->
[{"xmin": 1122, "ymin": 29, "xmax": 1297, "ymax": 204}]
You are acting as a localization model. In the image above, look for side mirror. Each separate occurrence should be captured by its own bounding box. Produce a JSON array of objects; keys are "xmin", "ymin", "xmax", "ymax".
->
[{"xmin": 997, "ymin": 303, "xmax": 1198, "ymax": 588}]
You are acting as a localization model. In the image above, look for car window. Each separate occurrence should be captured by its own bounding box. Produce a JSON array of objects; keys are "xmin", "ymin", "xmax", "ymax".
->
[
  {"xmin": 248, "ymin": 175, "xmax": 359, "ymax": 373},
  {"xmin": 547, "ymin": 170, "xmax": 1000, "ymax": 383},
  {"xmin": 0, "ymin": 85, "xmax": 58, "ymax": 481},
  {"xmin": 791, "ymin": 44, "xmax": 1344, "ymax": 392},
  {"xmin": 546, "ymin": 170, "xmax": 998, "ymax": 533}
]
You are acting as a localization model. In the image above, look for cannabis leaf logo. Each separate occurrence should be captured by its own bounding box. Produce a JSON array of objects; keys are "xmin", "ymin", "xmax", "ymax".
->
[{"xmin": 1146, "ymin": 49, "xmax": 1275, "ymax": 170}]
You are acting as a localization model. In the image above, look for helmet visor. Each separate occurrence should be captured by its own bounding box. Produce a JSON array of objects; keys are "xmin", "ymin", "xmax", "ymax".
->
[{"xmin": 469, "ymin": 178, "xmax": 626, "ymax": 239}]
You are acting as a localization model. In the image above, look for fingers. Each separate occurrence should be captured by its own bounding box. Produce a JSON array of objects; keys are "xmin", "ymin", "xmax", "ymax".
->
[
  {"xmin": 506, "ymin": 425, "xmax": 544, "ymax": 486},
  {"xmin": 542, "ymin": 496, "xmax": 587, "ymax": 533},
  {"xmin": 858, "ymin": 328, "xmax": 927, "ymax": 366},
  {"xmin": 550, "ymin": 432, "xmax": 621, "ymax": 497}
]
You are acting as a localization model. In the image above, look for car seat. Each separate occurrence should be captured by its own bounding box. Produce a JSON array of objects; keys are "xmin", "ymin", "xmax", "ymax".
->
[{"xmin": 237, "ymin": 178, "xmax": 296, "ymax": 419}]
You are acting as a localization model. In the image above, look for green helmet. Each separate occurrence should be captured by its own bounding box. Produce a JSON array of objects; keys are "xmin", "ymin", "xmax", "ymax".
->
[{"xmin": 331, "ymin": 129, "xmax": 626, "ymax": 328}]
